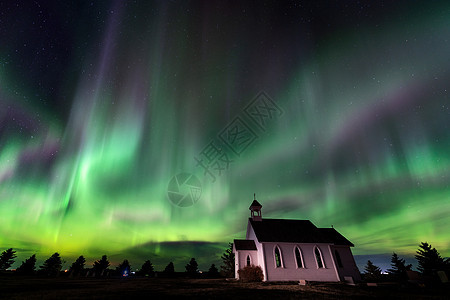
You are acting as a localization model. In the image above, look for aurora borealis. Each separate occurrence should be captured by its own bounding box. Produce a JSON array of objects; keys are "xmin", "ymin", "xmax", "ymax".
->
[{"xmin": 0, "ymin": 1, "xmax": 449, "ymax": 271}]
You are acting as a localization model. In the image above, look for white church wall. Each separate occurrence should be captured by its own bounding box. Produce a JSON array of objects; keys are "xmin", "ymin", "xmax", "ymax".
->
[
  {"xmin": 331, "ymin": 245, "xmax": 362, "ymax": 281},
  {"xmin": 238, "ymin": 250, "xmax": 257, "ymax": 268},
  {"xmin": 235, "ymin": 250, "xmax": 258, "ymax": 279},
  {"xmin": 246, "ymin": 223, "xmax": 267, "ymax": 280},
  {"xmin": 261, "ymin": 243, "xmax": 340, "ymax": 282},
  {"xmin": 233, "ymin": 244, "xmax": 239, "ymax": 279}
]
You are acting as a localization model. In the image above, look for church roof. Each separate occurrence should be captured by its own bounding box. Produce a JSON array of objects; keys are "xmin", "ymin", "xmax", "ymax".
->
[
  {"xmin": 234, "ymin": 239, "xmax": 257, "ymax": 250},
  {"xmin": 249, "ymin": 218, "xmax": 354, "ymax": 246},
  {"xmin": 249, "ymin": 200, "xmax": 262, "ymax": 209},
  {"xmin": 317, "ymin": 228, "xmax": 354, "ymax": 246}
]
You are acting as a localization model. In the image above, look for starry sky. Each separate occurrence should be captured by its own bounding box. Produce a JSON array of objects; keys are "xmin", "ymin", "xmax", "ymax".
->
[{"xmin": 0, "ymin": 1, "xmax": 449, "ymax": 272}]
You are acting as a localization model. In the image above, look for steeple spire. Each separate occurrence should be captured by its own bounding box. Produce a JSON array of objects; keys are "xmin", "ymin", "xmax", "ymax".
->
[{"xmin": 249, "ymin": 193, "xmax": 262, "ymax": 221}]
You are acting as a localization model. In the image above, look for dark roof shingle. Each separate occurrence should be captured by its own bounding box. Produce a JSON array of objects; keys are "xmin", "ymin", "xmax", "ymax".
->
[
  {"xmin": 249, "ymin": 218, "xmax": 353, "ymax": 246},
  {"xmin": 249, "ymin": 200, "xmax": 262, "ymax": 209},
  {"xmin": 234, "ymin": 239, "xmax": 257, "ymax": 250}
]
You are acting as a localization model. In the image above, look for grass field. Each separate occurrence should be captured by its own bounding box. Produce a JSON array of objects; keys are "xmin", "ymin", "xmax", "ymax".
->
[{"xmin": 0, "ymin": 276, "xmax": 448, "ymax": 299}]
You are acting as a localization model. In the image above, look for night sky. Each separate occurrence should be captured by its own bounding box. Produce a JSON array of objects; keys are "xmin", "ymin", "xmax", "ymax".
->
[{"xmin": 1, "ymin": 1, "xmax": 449, "ymax": 272}]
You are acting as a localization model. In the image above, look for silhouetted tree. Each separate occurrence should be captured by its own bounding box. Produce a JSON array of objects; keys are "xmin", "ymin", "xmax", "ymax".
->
[
  {"xmin": 69, "ymin": 256, "xmax": 86, "ymax": 276},
  {"xmin": 415, "ymin": 242, "xmax": 450, "ymax": 278},
  {"xmin": 117, "ymin": 259, "xmax": 131, "ymax": 276},
  {"xmin": 93, "ymin": 255, "xmax": 110, "ymax": 277},
  {"xmin": 387, "ymin": 253, "xmax": 412, "ymax": 281},
  {"xmin": 16, "ymin": 254, "xmax": 36, "ymax": 275},
  {"xmin": 164, "ymin": 262, "xmax": 175, "ymax": 273},
  {"xmin": 0, "ymin": 248, "xmax": 17, "ymax": 270},
  {"xmin": 364, "ymin": 260, "xmax": 382, "ymax": 282},
  {"xmin": 40, "ymin": 253, "xmax": 62, "ymax": 277},
  {"xmin": 208, "ymin": 263, "xmax": 220, "ymax": 278},
  {"xmin": 139, "ymin": 260, "xmax": 154, "ymax": 277},
  {"xmin": 220, "ymin": 243, "xmax": 235, "ymax": 277},
  {"xmin": 185, "ymin": 258, "xmax": 198, "ymax": 276}
]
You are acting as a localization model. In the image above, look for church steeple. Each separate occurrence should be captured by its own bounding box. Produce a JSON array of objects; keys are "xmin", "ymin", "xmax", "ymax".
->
[{"xmin": 249, "ymin": 193, "xmax": 262, "ymax": 221}]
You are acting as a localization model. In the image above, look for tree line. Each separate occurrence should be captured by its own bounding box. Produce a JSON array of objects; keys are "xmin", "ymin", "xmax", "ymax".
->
[
  {"xmin": 363, "ymin": 242, "xmax": 449, "ymax": 283},
  {"xmin": 3, "ymin": 241, "xmax": 446, "ymax": 282},
  {"xmin": 0, "ymin": 244, "xmax": 235, "ymax": 278}
]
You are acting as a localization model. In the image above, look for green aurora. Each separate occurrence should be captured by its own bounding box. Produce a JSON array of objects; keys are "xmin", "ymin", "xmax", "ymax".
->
[{"xmin": 0, "ymin": 1, "xmax": 449, "ymax": 270}]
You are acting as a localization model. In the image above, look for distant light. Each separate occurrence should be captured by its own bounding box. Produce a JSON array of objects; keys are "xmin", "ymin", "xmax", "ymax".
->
[{"xmin": 64, "ymin": 269, "xmax": 68, "ymax": 273}]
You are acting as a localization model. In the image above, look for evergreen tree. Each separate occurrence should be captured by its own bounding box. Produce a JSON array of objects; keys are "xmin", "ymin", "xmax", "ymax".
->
[
  {"xmin": 364, "ymin": 260, "xmax": 382, "ymax": 281},
  {"xmin": 415, "ymin": 242, "xmax": 450, "ymax": 278},
  {"xmin": 0, "ymin": 248, "xmax": 17, "ymax": 270},
  {"xmin": 69, "ymin": 256, "xmax": 86, "ymax": 276},
  {"xmin": 220, "ymin": 242, "xmax": 235, "ymax": 277},
  {"xmin": 387, "ymin": 253, "xmax": 412, "ymax": 280},
  {"xmin": 185, "ymin": 258, "xmax": 198, "ymax": 276},
  {"xmin": 164, "ymin": 261, "xmax": 175, "ymax": 273},
  {"xmin": 16, "ymin": 254, "xmax": 37, "ymax": 275},
  {"xmin": 208, "ymin": 263, "xmax": 220, "ymax": 278},
  {"xmin": 139, "ymin": 260, "xmax": 154, "ymax": 277},
  {"xmin": 40, "ymin": 253, "xmax": 63, "ymax": 277},
  {"xmin": 93, "ymin": 255, "xmax": 110, "ymax": 277},
  {"xmin": 117, "ymin": 259, "xmax": 131, "ymax": 276}
]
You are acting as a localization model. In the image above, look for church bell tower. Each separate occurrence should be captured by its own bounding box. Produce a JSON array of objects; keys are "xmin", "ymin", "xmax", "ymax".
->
[{"xmin": 249, "ymin": 193, "xmax": 262, "ymax": 221}]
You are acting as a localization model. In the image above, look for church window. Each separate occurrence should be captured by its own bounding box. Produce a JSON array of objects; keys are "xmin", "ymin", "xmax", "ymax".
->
[
  {"xmin": 335, "ymin": 250, "xmax": 343, "ymax": 268},
  {"xmin": 246, "ymin": 255, "xmax": 251, "ymax": 266},
  {"xmin": 274, "ymin": 246, "xmax": 282, "ymax": 268},
  {"xmin": 315, "ymin": 247, "xmax": 325, "ymax": 269},
  {"xmin": 294, "ymin": 246, "xmax": 304, "ymax": 268}
]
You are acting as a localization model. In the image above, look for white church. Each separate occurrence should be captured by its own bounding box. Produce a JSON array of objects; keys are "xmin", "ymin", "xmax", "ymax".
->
[{"xmin": 233, "ymin": 197, "xmax": 361, "ymax": 282}]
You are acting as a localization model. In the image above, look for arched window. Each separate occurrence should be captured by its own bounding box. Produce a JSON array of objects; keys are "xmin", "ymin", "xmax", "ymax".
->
[
  {"xmin": 294, "ymin": 246, "xmax": 304, "ymax": 268},
  {"xmin": 246, "ymin": 255, "xmax": 251, "ymax": 266},
  {"xmin": 335, "ymin": 250, "xmax": 343, "ymax": 268},
  {"xmin": 274, "ymin": 246, "xmax": 282, "ymax": 268},
  {"xmin": 314, "ymin": 247, "xmax": 325, "ymax": 269}
]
